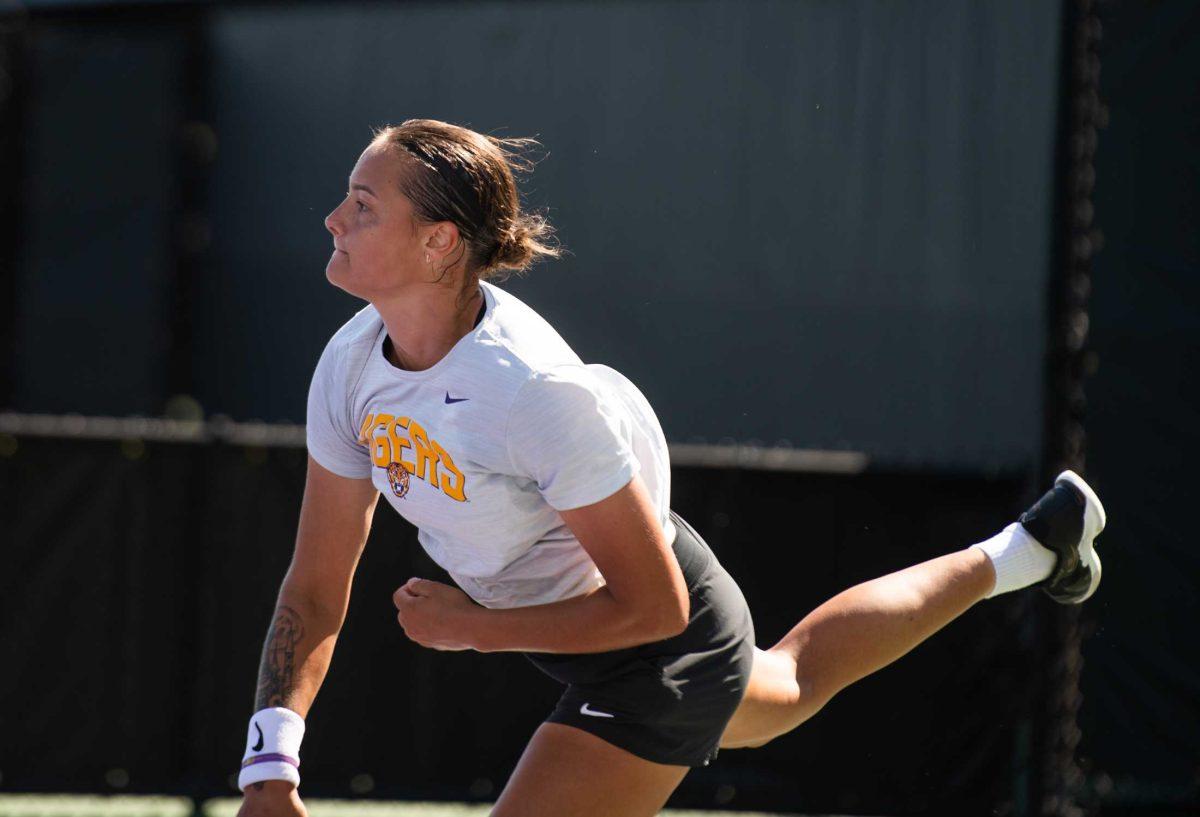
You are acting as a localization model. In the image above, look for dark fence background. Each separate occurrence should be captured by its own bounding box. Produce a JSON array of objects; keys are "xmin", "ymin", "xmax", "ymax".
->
[
  {"xmin": 1, "ymin": 435, "xmax": 1030, "ymax": 815},
  {"xmin": 7, "ymin": 0, "xmax": 1063, "ymax": 471},
  {"xmin": 1074, "ymin": 2, "xmax": 1200, "ymax": 814}
]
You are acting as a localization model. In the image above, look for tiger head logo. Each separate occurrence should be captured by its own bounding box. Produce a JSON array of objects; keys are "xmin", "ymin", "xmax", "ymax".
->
[{"xmin": 386, "ymin": 462, "xmax": 411, "ymax": 499}]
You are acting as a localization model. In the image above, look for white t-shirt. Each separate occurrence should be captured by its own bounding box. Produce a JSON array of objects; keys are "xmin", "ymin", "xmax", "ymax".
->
[{"xmin": 306, "ymin": 280, "xmax": 675, "ymax": 609}]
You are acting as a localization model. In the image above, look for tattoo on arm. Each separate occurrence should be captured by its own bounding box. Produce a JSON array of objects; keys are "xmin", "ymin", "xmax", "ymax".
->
[{"xmin": 254, "ymin": 605, "xmax": 305, "ymax": 709}]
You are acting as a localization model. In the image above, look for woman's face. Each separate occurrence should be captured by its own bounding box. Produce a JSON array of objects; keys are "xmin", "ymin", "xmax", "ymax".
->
[{"xmin": 324, "ymin": 145, "xmax": 435, "ymax": 299}]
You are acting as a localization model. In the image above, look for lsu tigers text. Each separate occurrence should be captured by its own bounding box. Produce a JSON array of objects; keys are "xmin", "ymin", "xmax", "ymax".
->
[{"xmin": 357, "ymin": 412, "xmax": 467, "ymax": 502}]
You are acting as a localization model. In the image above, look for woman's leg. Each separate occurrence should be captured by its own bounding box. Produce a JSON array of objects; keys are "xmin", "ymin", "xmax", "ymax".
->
[
  {"xmin": 719, "ymin": 469, "xmax": 1106, "ymax": 749},
  {"xmin": 719, "ymin": 547, "xmax": 996, "ymax": 748},
  {"xmin": 491, "ymin": 722, "xmax": 690, "ymax": 817}
]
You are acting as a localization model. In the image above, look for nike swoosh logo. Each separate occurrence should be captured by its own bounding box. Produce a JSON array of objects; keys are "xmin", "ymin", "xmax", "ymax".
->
[
  {"xmin": 252, "ymin": 722, "xmax": 264, "ymax": 752},
  {"xmin": 579, "ymin": 702, "xmax": 614, "ymax": 718},
  {"xmin": 444, "ymin": 392, "xmax": 469, "ymax": 404}
]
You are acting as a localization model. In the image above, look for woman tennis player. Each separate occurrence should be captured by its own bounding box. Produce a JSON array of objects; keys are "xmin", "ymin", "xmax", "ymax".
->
[{"xmin": 235, "ymin": 119, "xmax": 1107, "ymax": 817}]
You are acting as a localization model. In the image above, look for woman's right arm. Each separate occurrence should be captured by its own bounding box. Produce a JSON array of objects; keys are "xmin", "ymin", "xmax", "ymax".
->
[{"xmin": 239, "ymin": 455, "xmax": 379, "ymax": 812}]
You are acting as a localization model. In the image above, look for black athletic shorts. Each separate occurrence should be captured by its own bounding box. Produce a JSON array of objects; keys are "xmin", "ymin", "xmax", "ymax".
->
[{"xmin": 522, "ymin": 510, "xmax": 756, "ymax": 767}]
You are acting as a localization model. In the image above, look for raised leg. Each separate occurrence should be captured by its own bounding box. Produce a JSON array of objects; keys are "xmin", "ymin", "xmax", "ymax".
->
[
  {"xmin": 720, "ymin": 547, "xmax": 996, "ymax": 749},
  {"xmin": 491, "ymin": 722, "xmax": 690, "ymax": 817}
]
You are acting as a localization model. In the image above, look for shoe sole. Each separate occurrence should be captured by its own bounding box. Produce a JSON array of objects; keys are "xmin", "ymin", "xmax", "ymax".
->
[{"xmin": 1056, "ymin": 469, "xmax": 1106, "ymax": 603}]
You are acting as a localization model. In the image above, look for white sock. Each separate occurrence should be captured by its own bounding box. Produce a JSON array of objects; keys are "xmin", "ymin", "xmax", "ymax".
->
[{"xmin": 971, "ymin": 522, "xmax": 1058, "ymax": 597}]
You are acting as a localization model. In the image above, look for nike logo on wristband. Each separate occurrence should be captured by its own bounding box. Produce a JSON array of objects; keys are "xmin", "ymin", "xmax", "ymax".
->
[
  {"xmin": 580, "ymin": 702, "xmax": 614, "ymax": 718},
  {"xmin": 252, "ymin": 722, "xmax": 264, "ymax": 752}
]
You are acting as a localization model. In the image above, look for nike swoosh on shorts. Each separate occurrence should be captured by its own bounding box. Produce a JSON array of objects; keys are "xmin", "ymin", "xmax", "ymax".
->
[{"xmin": 580, "ymin": 702, "xmax": 615, "ymax": 718}]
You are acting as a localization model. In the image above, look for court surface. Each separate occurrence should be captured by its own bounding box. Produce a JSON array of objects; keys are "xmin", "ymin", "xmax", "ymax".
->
[{"xmin": 0, "ymin": 794, "xmax": 824, "ymax": 817}]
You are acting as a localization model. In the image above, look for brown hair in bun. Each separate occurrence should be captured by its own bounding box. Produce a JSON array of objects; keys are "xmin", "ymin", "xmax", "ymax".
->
[{"xmin": 372, "ymin": 119, "xmax": 562, "ymax": 285}]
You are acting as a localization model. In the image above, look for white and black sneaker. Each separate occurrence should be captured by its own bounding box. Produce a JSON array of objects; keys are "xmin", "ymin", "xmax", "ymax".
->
[{"xmin": 1019, "ymin": 470, "xmax": 1107, "ymax": 604}]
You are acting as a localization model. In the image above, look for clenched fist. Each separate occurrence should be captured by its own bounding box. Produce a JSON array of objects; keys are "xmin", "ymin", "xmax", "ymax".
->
[{"xmin": 393, "ymin": 577, "xmax": 481, "ymax": 651}]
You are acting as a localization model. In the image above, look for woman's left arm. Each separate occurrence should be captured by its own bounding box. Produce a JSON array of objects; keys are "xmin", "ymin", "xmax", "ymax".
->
[{"xmin": 393, "ymin": 474, "xmax": 689, "ymax": 654}]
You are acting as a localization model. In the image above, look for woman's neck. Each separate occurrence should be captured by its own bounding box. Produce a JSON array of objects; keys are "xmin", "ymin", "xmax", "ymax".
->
[{"xmin": 373, "ymin": 281, "xmax": 484, "ymax": 372}]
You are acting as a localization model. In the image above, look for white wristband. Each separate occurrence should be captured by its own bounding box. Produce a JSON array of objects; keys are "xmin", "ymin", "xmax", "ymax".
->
[{"xmin": 238, "ymin": 707, "xmax": 305, "ymax": 792}]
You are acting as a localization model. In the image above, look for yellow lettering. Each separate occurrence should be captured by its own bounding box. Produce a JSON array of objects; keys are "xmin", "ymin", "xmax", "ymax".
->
[
  {"xmin": 363, "ymin": 410, "xmax": 465, "ymax": 501},
  {"xmin": 407, "ymin": 420, "xmax": 440, "ymax": 485},
  {"xmin": 432, "ymin": 439, "xmax": 467, "ymax": 502},
  {"xmin": 370, "ymin": 414, "xmax": 394, "ymax": 467},
  {"xmin": 357, "ymin": 413, "xmax": 375, "ymax": 446},
  {"xmin": 390, "ymin": 417, "xmax": 415, "ymax": 473}
]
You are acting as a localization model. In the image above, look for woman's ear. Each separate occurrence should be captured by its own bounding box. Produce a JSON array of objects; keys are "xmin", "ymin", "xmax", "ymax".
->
[{"xmin": 425, "ymin": 222, "xmax": 461, "ymax": 257}]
